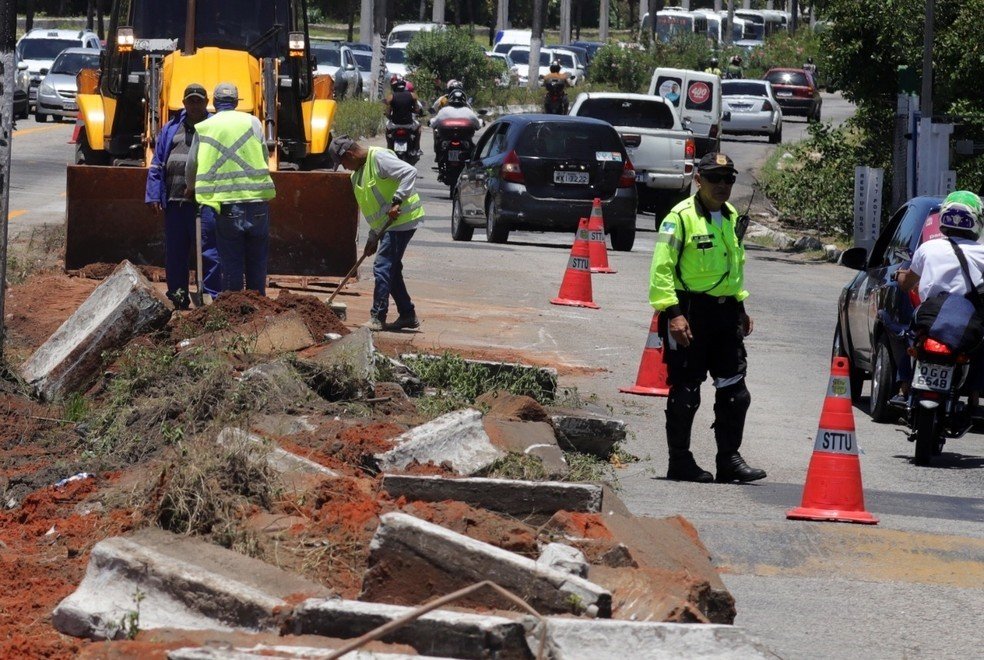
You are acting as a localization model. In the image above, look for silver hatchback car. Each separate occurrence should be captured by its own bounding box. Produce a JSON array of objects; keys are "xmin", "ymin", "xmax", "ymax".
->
[{"xmin": 36, "ymin": 47, "xmax": 101, "ymax": 123}]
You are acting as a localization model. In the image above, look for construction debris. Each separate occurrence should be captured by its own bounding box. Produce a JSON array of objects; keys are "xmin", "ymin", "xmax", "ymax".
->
[
  {"xmin": 217, "ymin": 427, "xmax": 340, "ymax": 483},
  {"xmin": 550, "ymin": 413, "xmax": 627, "ymax": 458},
  {"xmin": 483, "ymin": 418, "xmax": 569, "ymax": 478},
  {"xmin": 375, "ymin": 409, "xmax": 506, "ymax": 475}
]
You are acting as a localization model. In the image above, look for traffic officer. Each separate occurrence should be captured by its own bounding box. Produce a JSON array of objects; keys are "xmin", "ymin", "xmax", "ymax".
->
[
  {"xmin": 328, "ymin": 135, "xmax": 424, "ymax": 332},
  {"xmin": 649, "ymin": 152, "xmax": 766, "ymax": 484},
  {"xmin": 186, "ymin": 82, "xmax": 276, "ymax": 295}
]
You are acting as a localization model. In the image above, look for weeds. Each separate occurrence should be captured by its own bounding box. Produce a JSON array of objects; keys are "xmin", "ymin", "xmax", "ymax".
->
[
  {"xmin": 332, "ymin": 98, "xmax": 384, "ymax": 138},
  {"xmin": 481, "ymin": 452, "xmax": 547, "ymax": 481},
  {"xmin": 5, "ymin": 224, "xmax": 64, "ymax": 285},
  {"xmin": 115, "ymin": 588, "xmax": 145, "ymax": 640},
  {"xmin": 402, "ymin": 352, "xmax": 556, "ymax": 404},
  {"xmin": 563, "ymin": 451, "xmax": 616, "ymax": 484}
]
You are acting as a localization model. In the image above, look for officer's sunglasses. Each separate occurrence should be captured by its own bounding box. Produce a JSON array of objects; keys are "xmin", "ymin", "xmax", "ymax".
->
[{"xmin": 701, "ymin": 171, "xmax": 737, "ymax": 185}]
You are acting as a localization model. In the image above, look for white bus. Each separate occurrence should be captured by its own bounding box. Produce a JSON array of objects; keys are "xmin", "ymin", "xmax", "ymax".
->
[
  {"xmin": 641, "ymin": 11, "xmax": 710, "ymax": 44},
  {"xmin": 733, "ymin": 10, "xmax": 787, "ymax": 40}
]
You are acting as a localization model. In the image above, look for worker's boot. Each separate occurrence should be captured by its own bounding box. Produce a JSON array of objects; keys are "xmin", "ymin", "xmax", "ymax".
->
[
  {"xmin": 388, "ymin": 312, "xmax": 419, "ymax": 330},
  {"xmin": 665, "ymin": 384, "xmax": 712, "ymax": 482},
  {"xmin": 712, "ymin": 381, "xmax": 765, "ymax": 483}
]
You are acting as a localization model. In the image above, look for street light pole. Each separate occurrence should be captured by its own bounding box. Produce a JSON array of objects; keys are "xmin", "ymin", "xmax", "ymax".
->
[
  {"xmin": 528, "ymin": 0, "xmax": 544, "ymax": 91},
  {"xmin": 920, "ymin": 0, "xmax": 933, "ymax": 119}
]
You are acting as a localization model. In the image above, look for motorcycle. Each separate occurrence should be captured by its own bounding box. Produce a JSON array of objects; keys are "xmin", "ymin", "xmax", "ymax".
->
[
  {"xmin": 543, "ymin": 78, "xmax": 568, "ymax": 115},
  {"xmin": 386, "ymin": 124, "xmax": 420, "ymax": 165},
  {"xmin": 904, "ymin": 332, "xmax": 973, "ymax": 466},
  {"xmin": 433, "ymin": 118, "xmax": 478, "ymax": 189}
]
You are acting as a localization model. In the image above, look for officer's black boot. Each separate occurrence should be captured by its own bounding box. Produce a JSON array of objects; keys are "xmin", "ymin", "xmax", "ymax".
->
[
  {"xmin": 712, "ymin": 382, "xmax": 766, "ymax": 483},
  {"xmin": 665, "ymin": 384, "xmax": 713, "ymax": 482}
]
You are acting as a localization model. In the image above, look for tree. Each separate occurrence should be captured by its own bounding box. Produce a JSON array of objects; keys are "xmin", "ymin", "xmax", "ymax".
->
[{"xmin": 405, "ymin": 26, "xmax": 501, "ymax": 99}]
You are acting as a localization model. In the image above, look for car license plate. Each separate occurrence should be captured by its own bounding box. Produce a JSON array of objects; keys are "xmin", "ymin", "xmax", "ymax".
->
[
  {"xmin": 912, "ymin": 362, "xmax": 954, "ymax": 392},
  {"xmin": 635, "ymin": 172, "xmax": 647, "ymax": 183},
  {"xmin": 394, "ymin": 142, "xmax": 407, "ymax": 153},
  {"xmin": 730, "ymin": 104, "xmax": 751, "ymax": 112},
  {"xmin": 776, "ymin": 90, "xmax": 792, "ymax": 97},
  {"xmin": 554, "ymin": 171, "xmax": 589, "ymax": 185},
  {"xmin": 447, "ymin": 149, "xmax": 462, "ymax": 162}
]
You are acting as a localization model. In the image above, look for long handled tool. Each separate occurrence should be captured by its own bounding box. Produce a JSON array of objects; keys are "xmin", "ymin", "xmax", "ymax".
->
[
  {"xmin": 327, "ymin": 215, "xmax": 398, "ymax": 305},
  {"xmin": 192, "ymin": 210, "xmax": 212, "ymax": 307}
]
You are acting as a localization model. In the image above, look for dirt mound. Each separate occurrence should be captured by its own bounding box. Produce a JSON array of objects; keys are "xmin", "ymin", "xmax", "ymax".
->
[
  {"xmin": 277, "ymin": 421, "xmax": 405, "ymax": 476},
  {"xmin": 476, "ymin": 390, "xmax": 549, "ymax": 421},
  {"xmin": 70, "ymin": 262, "xmax": 166, "ymax": 282},
  {"xmin": 401, "ymin": 500, "xmax": 538, "ymax": 556},
  {"xmin": 4, "ymin": 274, "xmax": 99, "ymax": 355},
  {"xmin": 170, "ymin": 290, "xmax": 348, "ymax": 342}
]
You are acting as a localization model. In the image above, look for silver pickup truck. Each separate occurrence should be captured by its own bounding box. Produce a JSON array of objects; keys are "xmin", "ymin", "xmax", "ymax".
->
[{"xmin": 569, "ymin": 92, "xmax": 695, "ymax": 222}]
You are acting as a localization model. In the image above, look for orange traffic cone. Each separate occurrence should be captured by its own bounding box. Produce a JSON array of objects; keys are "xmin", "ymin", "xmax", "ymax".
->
[
  {"xmin": 587, "ymin": 199, "xmax": 616, "ymax": 274},
  {"xmin": 620, "ymin": 311, "xmax": 670, "ymax": 397},
  {"xmin": 551, "ymin": 217, "xmax": 599, "ymax": 309},
  {"xmin": 787, "ymin": 356, "xmax": 878, "ymax": 524},
  {"xmin": 69, "ymin": 115, "xmax": 83, "ymax": 144}
]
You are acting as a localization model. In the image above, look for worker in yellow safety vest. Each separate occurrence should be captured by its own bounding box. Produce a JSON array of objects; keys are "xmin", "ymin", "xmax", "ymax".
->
[
  {"xmin": 186, "ymin": 82, "xmax": 275, "ymax": 295},
  {"xmin": 328, "ymin": 135, "xmax": 425, "ymax": 332},
  {"xmin": 649, "ymin": 152, "xmax": 766, "ymax": 485}
]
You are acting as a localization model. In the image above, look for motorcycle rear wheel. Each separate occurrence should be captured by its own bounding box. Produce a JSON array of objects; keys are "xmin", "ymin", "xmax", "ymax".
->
[{"xmin": 913, "ymin": 403, "xmax": 938, "ymax": 466}]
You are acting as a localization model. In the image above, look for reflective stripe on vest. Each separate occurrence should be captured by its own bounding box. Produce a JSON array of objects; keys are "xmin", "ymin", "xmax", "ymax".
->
[
  {"xmin": 351, "ymin": 147, "xmax": 425, "ymax": 232},
  {"xmin": 194, "ymin": 111, "xmax": 275, "ymax": 209}
]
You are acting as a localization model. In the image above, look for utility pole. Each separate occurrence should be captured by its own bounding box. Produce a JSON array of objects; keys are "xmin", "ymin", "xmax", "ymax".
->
[
  {"xmin": 370, "ymin": 0, "xmax": 387, "ymax": 101},
  {"xmin": 0, "ymin": 0, "xmax": 15, "ymax": 354},
  {"xmin": 560, "ymin": 0, "xmax": 571, "ymax": 44},
  {"xmin": 920, "ymin": 0, "xmax": 933, "ymax": 119},
  {"xmin": 360, "ymin": 0, "xmax": 373, "ymax": 43},
  {"xmin": 496, "ymin": 0, "xmax": 509, "ymax": 35},
  {"xmin": 599, "ymin": 0, "xmax": 610, "ymax": 41},
  {"xmin": 726, "ymin": 1, "xmax": 735, "ymax": 45},
  {"xmin": 433, "ymin": 0, "xmax": 446, "ymax": 23},
  {"xmin": 528, "ymin": 0, "xmax": 544, "ymax": 90},
  {"xmin": 791, "ymin": 0, "xmax": 798, "ymax": 33}
]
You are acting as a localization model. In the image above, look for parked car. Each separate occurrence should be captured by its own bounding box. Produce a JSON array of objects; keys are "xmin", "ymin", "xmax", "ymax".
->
[
  {"xmin": 764, "ymin": 67, "xmax": 821, "ymax": 122},
  {"xmin": 721, "ymin": 79, "xmax": 782, "ymax": 143},
  {"xmin": 387, "ymin": 22, "xmax": 442, "ymax": 47},
  {"xmin": 310, "ymin": 41, "xmax": 362, "ymax": 100},
  {"xmin": 35, "ymin": 47, "xmax": 101, "ymax": 122},
  {"xmin": 570, "ymin": 41, "xmax": 605, "ymax": 64},
  {"xmin": 16, "ymin": 28, "xmax": 101, "ymax": 111},
  {"xmin": 834, "ymin": 196, "xmax": 943, "ymax": 420},
  {"xmin": 569, "ymin": 92, "xmax": 694, "ymax": 219},
  {"xmin": 351, "ymin": 50, "xmax": 372, "ymax": 96},
  {"xmin": 14, "ymin": 58, "xmax": 30, "ymax": 120},
  {"xmin": 345, "ymin": 42, "xmax": 372, "ymax": 53},
  {"xmin": 551, "ymin": 48, "xmax": 585, "ymax": 85},
  {"xmin": 452, "ymin": 115, "xmax": 638, "ymax": 250},
  {"xmin": 647, "ymin": 67, "xmax": 724, "ymax": 157},
  {"xmin": 384, "ymin": 43, "xmax": 410, "ymax": 79}
]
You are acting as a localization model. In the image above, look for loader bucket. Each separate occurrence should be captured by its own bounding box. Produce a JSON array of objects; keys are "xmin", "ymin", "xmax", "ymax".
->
[{"xmin": 65, "ymin": 166, "xmax": 359, "ymax": 276}]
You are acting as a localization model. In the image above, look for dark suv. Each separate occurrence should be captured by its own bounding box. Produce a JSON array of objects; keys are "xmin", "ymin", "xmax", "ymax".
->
[
  {"xmin": 834, "ymin": 196, "xmax": 943, "ymax": 420},
  {"xmin": 451, "ymin": 114, "xmax": 639, "ymax": 250}
]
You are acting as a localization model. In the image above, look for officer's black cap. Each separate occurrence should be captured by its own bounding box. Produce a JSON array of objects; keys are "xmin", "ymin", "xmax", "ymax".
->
[{"xmin": 697, "ymin": 152, "xmax": 737, "ymax": 173}]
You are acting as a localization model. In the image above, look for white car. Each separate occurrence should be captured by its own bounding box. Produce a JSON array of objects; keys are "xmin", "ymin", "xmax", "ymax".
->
[
  {"xmin": 721, "ymin": 79, "xmax": 783, "ymax": 143},
  {"xmin": 387, "ymin": 22, "xmax": 442, "ymax": 47},
  {"xmin": 506, "ymin": 47, "xmax": 573, "ymax": 86},
  {"xmin": 16, "ymin": 28, "xmax": 101, "ymax": 110},
  {"xmin": 384, "ymin": 43, "xmax": 410, "ymax": 79}
]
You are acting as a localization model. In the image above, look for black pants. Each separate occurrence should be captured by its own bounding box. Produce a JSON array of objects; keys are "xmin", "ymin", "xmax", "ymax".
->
[{"xmin": 659, "ymin": 293, "xmax": 750, "ymax": 463}]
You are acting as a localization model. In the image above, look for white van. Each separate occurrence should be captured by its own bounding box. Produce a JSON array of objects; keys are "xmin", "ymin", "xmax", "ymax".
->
[{"xmin": 648, "ymin": 67, "xmax": 724, "ymax": 156}]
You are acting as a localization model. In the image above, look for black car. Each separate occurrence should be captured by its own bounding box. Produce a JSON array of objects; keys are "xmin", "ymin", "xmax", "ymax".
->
[
  {"xmin": 451, "ymin": 114, "xmax": 639, "ymax": 250},
  {"xmin": 835, "ymin": 196, "xmax": 943, "ymax": 420}
]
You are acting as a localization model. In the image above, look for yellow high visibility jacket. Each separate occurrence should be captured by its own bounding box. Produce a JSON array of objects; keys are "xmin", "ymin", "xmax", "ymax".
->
[
  {"xmin": 193, "ymin": 110, "xmax": 275, "ymax": 212},
  {"xmin": 351, "ymin": 147, "xmax": 425, "ymax": 232}
]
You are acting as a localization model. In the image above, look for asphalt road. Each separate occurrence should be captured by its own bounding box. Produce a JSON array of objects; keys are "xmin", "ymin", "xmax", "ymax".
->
[{"xmin": 7, "ymin": 93, "xmax": 982, "ymax": 659}]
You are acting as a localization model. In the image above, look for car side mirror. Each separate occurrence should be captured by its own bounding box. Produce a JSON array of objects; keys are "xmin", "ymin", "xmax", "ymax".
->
[
  {"xmin": 345, "ymin": 63, "xmax": 355, "ymax": 70},
  {"xmin": 840, "ymin": 246, "xmax": 868, "ymax": 270},
  {"xmin": 39, "ymin": 68, "xmax": 49, "ymax": 76}
]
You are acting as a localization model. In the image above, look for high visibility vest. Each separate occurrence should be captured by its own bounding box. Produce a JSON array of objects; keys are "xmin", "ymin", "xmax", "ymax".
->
[
  {"xmin": 193, "ymin": 110, "xmax": 275, "ymax": 211},
  {"xmin": 649, "ymin": 195, "xmax": 748, "ymax": 311},
  {"xmin": 351, "ymin": 147, "xmax": 425, "ymax": 232}
]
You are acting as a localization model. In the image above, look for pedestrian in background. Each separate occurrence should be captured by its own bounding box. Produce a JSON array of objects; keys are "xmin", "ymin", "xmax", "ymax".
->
[
  {"xmin": 186, "ymin": 82, "xmax": 275, "ymax": 295},
  {"xmin": 328, "ymin": 135, "xmax": 424, "ymax": 332},
  {"xmin": 145, "ymin": 83, "xmax": 221, "ymax": 308},
  {"xmin": 649, "ymin": 152, "xmax": 766, "ymax": 484}
]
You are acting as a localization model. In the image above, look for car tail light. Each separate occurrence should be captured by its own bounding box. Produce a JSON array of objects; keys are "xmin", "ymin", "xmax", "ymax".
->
[
  {"xmin": 621, "ymin": 133, "xmax": 641, "ymax": 148},
  {"xmin": 762, "ymin": 100, "xmax": 773, "ymax": 112},
  {"xmin": 923, "ymin": 338, "xmax": 952, "ymax": 356},
  {"xmin": 619, "ymin": 158, "xmax": 636, "ymax": 188},
  {"xmin": 501, "ymin": 150, "xmax": 524, "ymax": 184},
  {"xmin": 795, "ymin": 87, "xmax": 813, "ymax": 98}
]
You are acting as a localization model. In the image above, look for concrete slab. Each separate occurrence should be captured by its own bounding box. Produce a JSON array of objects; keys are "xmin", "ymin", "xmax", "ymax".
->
[
  {"xmin": 20, "ymin": 260, "xmax": 172, "ymax": 400},
  {"xmin": 538, "ymin": 543, "xmax": 589, "ymax": 578},
  {"xmin": 217, "ymin": 428, "xmax": 339, "ymax": 486},
  {"xmin": 375, "ymin": 409, "xmax": 505, "ymax": 475},
  {"xmin": 483, "ymin": 418, "xmax": 569, "ymax": 478},
  {"xmin": 538, "ymin": 618, "xmax": 777, "ymax": 659},
  {"xmin": 293, "ymin": 598, "xmax": 533, "ymax": 659},
  {"xmin": 300, "ymin": 327, "xmax": 376, "ymax": 398},
  {"xmin": 168, "ymin": 647, "xmax": 438, "ymax": 659},
  {"xmin": 52, "ymin": 528, "xmax": 330, "ymax": 640},
  {"xmin": 550, "ymin": 413, "xmax": 627, "ymax": 458},
  {"xmin": 379, "ymin": 474, "xmax": 603, "ymax": 521},
  {"xmin": 363, "ymin": 512, "xmax": 612, "ymax": 618}
]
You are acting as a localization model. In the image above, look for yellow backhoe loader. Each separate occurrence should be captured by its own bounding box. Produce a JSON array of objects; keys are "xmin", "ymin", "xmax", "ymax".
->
[{"xmin": 66, "ymin": 0, "xmax": 358, "ymax": 276}]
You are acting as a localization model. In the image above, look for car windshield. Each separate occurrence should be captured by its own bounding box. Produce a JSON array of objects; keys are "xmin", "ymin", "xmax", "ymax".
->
[
  {"xmin": 555, "ymin": 53, "xmax": 575, "ymax": 68},
  {"xmin": 311, "ymin": 46, "xmax": 341, "ymax": 67},
  {"xmin": 386, "ymin": 47, "xmax": 406, "ymax": 64},
  {"xmin": 353, "ymin": 52, "xmax": 371, "ymax": 68},
  {"xmin": 518, "ymin": 122, "xmax": 621, "ymax": 160},
  {"xmin": 17, "ymin": 39, "xmax": 80, "ymax": 60},
  {"xmin": 509, "ymin": 49, "xmax": 550, "ymax": 66},
  {"xmin": 388, "ymin": 30, "xmax": 416, "ymax": 45},
  {"xmin": 577, "ymin": 98, "xmax": 675, "ymax": 130},
  {"xmin": 50, "ymin": 51, "xmax": 101, "ymax": 75},
  {"xmin": 723, "ymin": 82, "xmax": 768, "ymax": 97},
  {"xmin": 766, "ymin": 70, "xmax": 809, "ymax": 86}
]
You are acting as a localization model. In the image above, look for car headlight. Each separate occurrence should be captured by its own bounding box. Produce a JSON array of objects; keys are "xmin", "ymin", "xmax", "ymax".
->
[{"xmin": 39, "ymin": 80, "xmax": 56, "ymax": 95}]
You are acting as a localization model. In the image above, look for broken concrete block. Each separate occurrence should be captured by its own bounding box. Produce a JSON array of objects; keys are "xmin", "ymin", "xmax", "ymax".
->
[
  {"xmin": 293, "ymin": 598, "xmax": 532, "ymax": 659},
  {"xmin": 52, "ymin": 528, "xmax": 330, "ymax": 640},
  {"xmin": 589, "ymin": 565, "xmax": 711, "ymax": 623},
  {"xmin": 297, "ymin": 327, "xmax": 376, "ymax": 399},
  {"xmin": 363, "ymin": 512, "xmax": 611, "ymax": 618},
  {"xmin": 217, "ymin": 427, "xmax": 339, "ymax": 483},
  {"xmin": 374, "ymin": 409, "xmax": 505, "ymax": 475},
  {"xmin": 483, "ymin": 418, "xmax": 569, "ymax": 478},
  {"xmin": 538, "ymin": 543, "xmax": 589, "ymax": 578},
  {"xmin": 380, "ymin": 474, "xmax": 602, "ymax": 521},
  {"xmin": 246, "ymin": 312, "xmax": 317, "ymax": 354},
  {"xmin": 169, "ymin": 646, "xmax": 438, "ymax": 659},
  {"xmin": 20, "ymin": 260, "xmax": 172, "ymax": 400},
  {"xmin": 476, "ymin": 390, "xmax": 549, "ymax": 422},
  {"xmin": 539, "ymin": 618, "xmax": 776, "ymax": 659},
  {"xmin": 402, "ymin": 353, "xmax": 558, "ymax": 399},
  {"xmin": 551, "ymin": 413, "xmax": 627, "ymax": 458},
  {"xmin": 240, "ymin": 361, "xmax": 321, "ymax": 411}
]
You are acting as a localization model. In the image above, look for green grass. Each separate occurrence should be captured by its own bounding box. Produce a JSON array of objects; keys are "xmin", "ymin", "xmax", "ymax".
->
[{"xmin": 403, "ymin": 352, "xmax": 557, "ymax": 404}]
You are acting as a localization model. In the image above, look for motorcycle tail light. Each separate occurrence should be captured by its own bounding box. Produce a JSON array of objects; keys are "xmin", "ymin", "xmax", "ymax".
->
[
  {"xmin": 619, "ymin": 158, "xmax": 636, "ymax": 188},
  {"xmin": 451, "ymin": 140, "xmax": 461, "ymax": 146},
  {"xmin": 501, "ymin": 150, "xmax": 524, "ymax": 183},
  {"xmin": 923, "ymin": 338, "xmax": 952, "ymax": 355},
  {"xmin": 395, "ymin": 129, "xmax": 408, "ymax": 137}
]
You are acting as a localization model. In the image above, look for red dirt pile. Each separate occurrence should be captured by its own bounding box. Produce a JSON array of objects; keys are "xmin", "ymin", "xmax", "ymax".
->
[{"xmin": 3, "ymin": 274, "xmax": 99, "ymax": 355}]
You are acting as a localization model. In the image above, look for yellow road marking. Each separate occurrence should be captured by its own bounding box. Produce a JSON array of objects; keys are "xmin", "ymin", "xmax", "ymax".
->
[
  {"xmin": 13, "ymin": 125, "xmax": 69, "ymax": 137},
  {"xmin": 7, "ymin": 210, "xmax": 27, "ymax": 220}
]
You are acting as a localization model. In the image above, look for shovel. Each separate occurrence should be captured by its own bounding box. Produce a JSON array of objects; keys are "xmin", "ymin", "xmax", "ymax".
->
[
  {"xmin": 327, "ymin": 215, "xmax": 398, "ymax": 307},
  {"xmin": 191, "ymin": 210, "xmax": 213, "ymax": 307}
]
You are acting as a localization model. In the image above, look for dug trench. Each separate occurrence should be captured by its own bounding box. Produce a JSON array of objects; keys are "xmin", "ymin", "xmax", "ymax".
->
[{"xmin": 1, "ymin": 266, "xmax": 744, "ymax": 658}]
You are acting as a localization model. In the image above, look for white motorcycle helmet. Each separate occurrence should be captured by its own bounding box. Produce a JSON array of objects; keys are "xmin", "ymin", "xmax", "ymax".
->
[{"xmin": 938, "ymin": 190, "xmax": 984, "ymax": 239}]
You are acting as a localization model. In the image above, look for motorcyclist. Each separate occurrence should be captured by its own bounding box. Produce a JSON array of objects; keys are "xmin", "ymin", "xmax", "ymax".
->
[
  {"xmin": 431, "ymin": 88, "xmax": 481, "ymax": 166},
  {"xmin": 726, "ymin": 55, "xmax": 744, "ymax": 80},
  {"xmin": 895, "ymin": 191, "xmax": 984, "ymax": 418},
  {"xmin": 430, "ymin": 79, "xmax": 464, "ymax": 114},
  {"xmin": 704, "ymin": 57, "xmax": 722, "ymax": 76},
  {"xmin": 542, "ymin": 61, "xmax": 570, "ymax": 114},
  {"xmin": 384, "ymin": 75, "xmax": 423, "ymax": 157}
]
